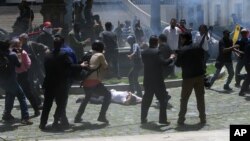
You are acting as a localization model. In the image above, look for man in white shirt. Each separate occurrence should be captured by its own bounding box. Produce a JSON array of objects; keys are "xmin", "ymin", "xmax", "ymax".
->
[
  {"xmin": 76, "ymin": 89, "xmax": 142, "ymax": 105},
  {"xmin": 162, "ymin": 18, "xmax": 182, "ymax": 51},
  {"xmin": 162, "ymin": 18, "xmax": 181, "ymax": 77},
  {"xmin": 193, "ymin": 24, "xmax": 210, "ymax": 51},
  {"xmin": 193, "ymin": 24, "xmax": 211, "ymax": 71}
]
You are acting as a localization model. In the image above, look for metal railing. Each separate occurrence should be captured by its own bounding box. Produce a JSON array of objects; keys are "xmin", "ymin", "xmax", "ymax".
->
[{"xmin": 122, "ymin": 0, "xmax": 169, "ymax": 27}]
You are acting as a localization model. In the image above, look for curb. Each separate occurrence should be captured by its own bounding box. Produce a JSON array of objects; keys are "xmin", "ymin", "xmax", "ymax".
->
[
  {"xmin": 69, "ymin": 67, "xmax": 226, "ymax": 94},
  {"xmin": 69, "ymin": 79, "xmax": 183, "ymax": 94}
]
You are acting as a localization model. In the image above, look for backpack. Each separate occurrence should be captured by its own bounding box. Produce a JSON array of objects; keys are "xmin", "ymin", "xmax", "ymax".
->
[
  {"xmin": 73, "ymin": 51, "xmax": 101, "ymax": 81},
  {"xmin": 0, "ymin": 52, "xmax": 11, "ymax": 79}
]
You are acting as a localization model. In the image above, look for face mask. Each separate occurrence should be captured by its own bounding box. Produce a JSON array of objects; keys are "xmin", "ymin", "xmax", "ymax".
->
[{"xmin": 43, "ymin": 27, "xmax": 52, "ymax": 35}]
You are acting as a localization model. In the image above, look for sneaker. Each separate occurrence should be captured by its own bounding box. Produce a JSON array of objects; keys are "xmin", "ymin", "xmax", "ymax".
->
[
  {"xmin": 2, "ymin": 114, "xmax": 15, "ymax": 121},
  {"xmin": 21, "ymin": 119, "xmax": 33, "ymax": 125},
  {"xmin": 97, "ymin": 116, "xmax": 109, "ymax": 124}
]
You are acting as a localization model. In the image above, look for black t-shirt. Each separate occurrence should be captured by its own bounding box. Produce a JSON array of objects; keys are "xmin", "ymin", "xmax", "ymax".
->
[
  {"xmin": 236, "ymin": 38, "xmax": 250, "ymax": 59},
  {"xmin": 217, "ymin": 38, "xmax": 233, "ymax": 63}
]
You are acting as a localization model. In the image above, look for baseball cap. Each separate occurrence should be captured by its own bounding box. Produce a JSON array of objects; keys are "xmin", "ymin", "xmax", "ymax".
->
[
  {"xmin": 43, "ymin": 21, "xmax": 52, "ymax": 28},
  {"xmin": 241, "ymin": 28, "xmax": 248, "ymax": 33}
]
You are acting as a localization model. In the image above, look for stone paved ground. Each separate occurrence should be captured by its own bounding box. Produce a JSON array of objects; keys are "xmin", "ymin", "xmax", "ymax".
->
[{"xmin": 0, "ymin": 75, "xmax": 250, "ymax": 141}]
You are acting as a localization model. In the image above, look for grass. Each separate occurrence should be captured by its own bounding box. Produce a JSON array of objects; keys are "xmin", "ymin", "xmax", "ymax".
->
[{"xmin": 103, "ymin": 64, "xmax": 216, "ymax": 85}]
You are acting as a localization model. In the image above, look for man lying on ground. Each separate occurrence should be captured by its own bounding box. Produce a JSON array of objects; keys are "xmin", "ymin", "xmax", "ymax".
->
[{"xmin": 76, "ymin": 89, "xmax": 142, "ymax": 105}]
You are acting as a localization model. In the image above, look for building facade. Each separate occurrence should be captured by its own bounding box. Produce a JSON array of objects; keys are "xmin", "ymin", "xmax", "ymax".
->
[{"xmin": 179, "ymin": 0, "xmax": 250, "ymax": 27}]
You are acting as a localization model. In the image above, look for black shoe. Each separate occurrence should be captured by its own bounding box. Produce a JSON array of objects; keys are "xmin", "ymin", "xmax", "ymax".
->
[
  {"xmin": 177, "ymin": 118, "xmax": 185, "ymax": 125},
  {"xmin": 39, "ymin": 124, "xmax": 46, "ymax": 130},
  {"xmin": 2, "ymin": 114, "xmax": 15, "ymax": 121},
  {"xmin": 235, "ymin": 83, "xmax": 241, "ymax": 88},
  {"xmin": 34, "ymin": 110, "xmax": 40, "ymax": 117},
  {"xmin": 97, "ymin": 116, "xmax": 109, "ymax": 124},
  {"xmin": 166, "ymin": 95, "xmax": 171, "ymax": 104},
  {"xmin": 224, "ymin": 85, "xmax": 233, "ymax": 91},
  {"xmin": 159, "ymin": 120, "xmax": 171, "ymax": 125},
  {"xmin": 239, "ymin": 92, "xmax": 245, "ymax": 96},
  {"xmin": 205, "ymin": 83, "xmax": 212, "ymax": 89},
  {"xmin": 200, "ymin": 119, "xmax": 207, "ymax": 125},
  {"xmin": 141, "ymin": 118, "xmax": 148, "ymax": 124},
  {"xmin": 61, "ymin": 118, "xmax": 70, "ymax": 129},
  {"xmin": 0, "ymin": 94, "xmax": 4, "ymax": 99},
  {"xmin": 38, "ymin": 104, "xmax": 43, "ymax": 110},
  {"xmin": 74, "ymin": 116, "xmax": 83, "ymax": 123},
  {"xmin": 52, "ymin": 122, "xmax": 60, "ymax": 129}
]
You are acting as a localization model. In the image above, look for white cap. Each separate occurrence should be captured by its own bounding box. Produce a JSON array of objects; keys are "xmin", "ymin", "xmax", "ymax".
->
[{"xmin": 241, "ymin": 28, "xmax": 248, "ymax": 32}]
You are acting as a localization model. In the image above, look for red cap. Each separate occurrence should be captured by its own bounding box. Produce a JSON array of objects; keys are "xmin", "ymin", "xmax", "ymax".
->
[{"xmin": 43, "ymin": 21, "xmax": 52, "ymax": 28}]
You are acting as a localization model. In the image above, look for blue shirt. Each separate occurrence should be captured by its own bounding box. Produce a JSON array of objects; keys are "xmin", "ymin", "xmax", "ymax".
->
[{"xmin": 61, "ymin": 44, "xmax": 77, "ymax": 64}]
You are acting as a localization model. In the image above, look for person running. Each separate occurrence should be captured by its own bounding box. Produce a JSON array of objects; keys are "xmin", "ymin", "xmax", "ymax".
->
[
  {"xmin": 74, "ymin": 40, "xmax": 111, "ymax": 124},
  {"xmin": 209, "ymin": 30, "xmax": 238, "ymax": 90}
]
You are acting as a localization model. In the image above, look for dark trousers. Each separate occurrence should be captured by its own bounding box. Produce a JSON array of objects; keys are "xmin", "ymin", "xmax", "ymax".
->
[
  {"xmin": 210, "ymin": 62, "xmax": 234, "ymax": 87},
  {"xmin": 240, "ymin": 65, "xmax": 250, "ymax": 94},
  {"xmin": 76, "ymin": 83, "xmax": 111, "ymax": 118},
  {"xmin": 40, "ymin": 84, "xmax": 68, "ymax": 126},
  {"xmin": 178, "ymin": 75, "xmax": 206, "ymax": 121},
  {"xmin": 162, "ymin": 66, "xmax": 173, "ymax": 79},
  {"xmin": 17, "ymin": 72, "xmax": 39, "ymax": 112},
  {"xmin": 141, "ymin": 83, "xmax": 168, "ymax": 122},
  {"xmin": 105, "ymin": 52, "xmax": 119, "ymax": 78},
  {"xmin": 235, "ymin": 59, "xmax": 245, "ymax": 85},
  {"xmin": 128, "ymin": 61, "xmax": 142, "ymax": 96}
]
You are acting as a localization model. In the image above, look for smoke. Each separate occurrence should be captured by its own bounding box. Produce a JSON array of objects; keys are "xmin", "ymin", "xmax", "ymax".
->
[{"xmin": 92, "ymin": 1, "xmax": 134, "ymax": 29}]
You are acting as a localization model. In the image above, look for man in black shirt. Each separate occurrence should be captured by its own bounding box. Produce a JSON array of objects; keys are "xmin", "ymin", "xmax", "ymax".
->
[
  {"xmin": 235, "ymin": 29, "xmax": 250, "ymax": 87},
  {"xmin": 175, "ymin": 32, "xmax": 206, "ymax": 125},
  {"xmin": 141, "ymin": 35, "xmax": 175, "ymax": 125},
  {"xmin": 158, "ymin": 34, "xmax": 174, "ymax": 79},
  {"xmin": 209, "ymin": 30, "xmax": 237, "ymax": 90},
  {"xmin": 39, "ymin": 36, "xmax": 86, "ymax": 130},
  {"xmin": 239, "ymin": 38, "xmax": 250, "ymax": 96}
]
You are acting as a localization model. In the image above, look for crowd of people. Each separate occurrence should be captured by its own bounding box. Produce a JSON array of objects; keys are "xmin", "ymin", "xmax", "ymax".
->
[{"xmin": 1, "ymin": 0, "xmax": 250, "ymax": 131}]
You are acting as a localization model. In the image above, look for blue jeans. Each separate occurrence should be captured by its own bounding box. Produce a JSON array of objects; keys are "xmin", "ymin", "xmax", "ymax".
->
[
  {"xmin": 128, "ymin": 61, "xmax": 142, "ymax": 96},
  {"xmin": 1, "ymin": 79, "xmax": 29, "ymax": 120}
]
